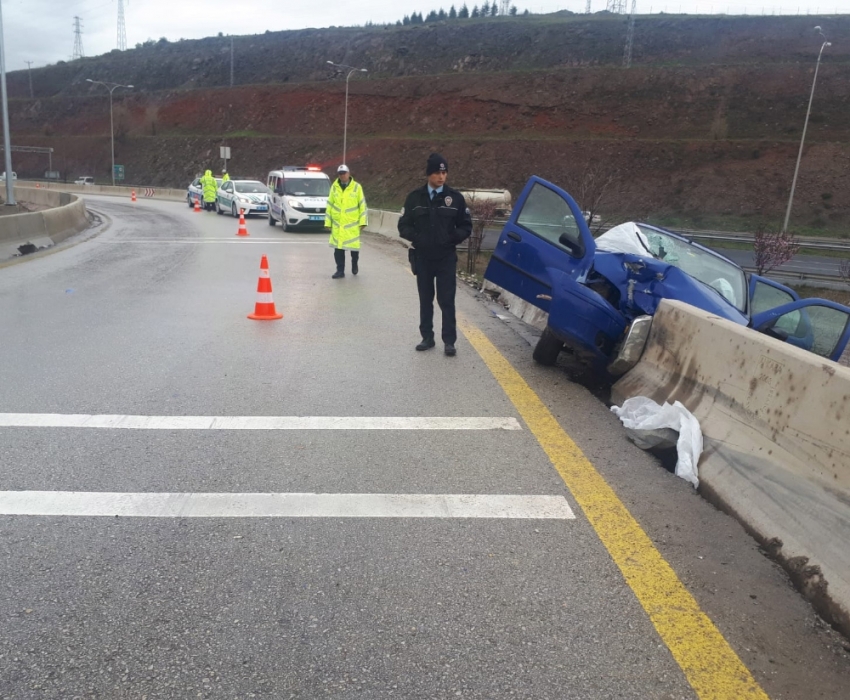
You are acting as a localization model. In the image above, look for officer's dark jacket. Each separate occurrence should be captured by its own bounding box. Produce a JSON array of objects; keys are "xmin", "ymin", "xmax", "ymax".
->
[{"xmin": 398, "ymin": 185, "xmax": 473, "ymax": 259}]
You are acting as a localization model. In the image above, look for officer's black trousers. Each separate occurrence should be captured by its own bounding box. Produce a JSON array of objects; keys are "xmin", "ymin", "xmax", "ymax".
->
[
  {"xmin": 334, "ymin": 248, "xmax": 359, "ymax": 272},
  {"xmin": 416, "ymin": 252, "xmax": 457, "ymax": 345}
]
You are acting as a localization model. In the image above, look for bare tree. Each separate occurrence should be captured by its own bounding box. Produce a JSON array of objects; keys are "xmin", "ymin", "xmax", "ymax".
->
[
  {"xmin": 561, "ymin": 161, "xmax": 618, "ymax": 234},
  {"xmin": 753, "ymin": 227, "xmax": 800, "ymax": 276},
  {"xmin": 465, "ymin": 196, "xmax": 500, "ymax": 275},
  {"xmin": 839, "ymin": 258, "xmax": 850, "ymax": 287}
]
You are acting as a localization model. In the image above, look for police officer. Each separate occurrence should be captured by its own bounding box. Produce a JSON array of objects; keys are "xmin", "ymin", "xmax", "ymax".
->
[
  {"xmin": 398, "ymin": 153, "xmax": 472, "ymax": 356},
  {"xmin": 325, "ymin": 164, "xmax": 368, "ymax": 279}
]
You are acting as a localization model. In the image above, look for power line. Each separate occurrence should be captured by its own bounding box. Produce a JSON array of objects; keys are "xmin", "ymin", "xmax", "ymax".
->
[
  {"xmin": 117, "ymin": 0, "xmax": 127, "ymax": 51},
  {"xmin": 72, "ymin": 16, "xmax": 85, "ymax": 60},
  {"xmin": 607, "ymin": 0, "xmax": 628, "ymax": 12}
]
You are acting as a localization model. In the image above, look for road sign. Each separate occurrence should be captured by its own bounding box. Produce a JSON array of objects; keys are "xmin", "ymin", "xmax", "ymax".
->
[
  {"xmin": 220, "ymin": 147, "xmax": 231, "ymax": 160},
  {"xmin": 114, "ymin": 164, "xmax": 125, "ymax": 181}
]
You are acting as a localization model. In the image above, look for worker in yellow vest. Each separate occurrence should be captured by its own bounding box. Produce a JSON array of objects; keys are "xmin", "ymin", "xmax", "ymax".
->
[{"xmin": 325, "ymin": 164, "xmax": 368, "ymax": 279}]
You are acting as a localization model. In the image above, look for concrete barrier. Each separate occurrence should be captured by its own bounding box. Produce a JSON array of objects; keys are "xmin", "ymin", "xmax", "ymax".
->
[
  {"xmin": 365, "ymin": 208, "xmax": 403, "ymax": 241},
  {"xmin": 611, "ymin": 299, "xmax": 850, "ymax": 636},
  {"xmin": 18, "ymin": 181, "xmax": 187, "ymax": 203},
  {"xmin": 0, "ymin": 186, "xmax": 89, "ymax": 260}
]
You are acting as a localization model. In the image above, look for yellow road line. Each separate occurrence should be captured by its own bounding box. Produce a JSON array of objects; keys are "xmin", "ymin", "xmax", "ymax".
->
[{"xmin": 460, "ymin": 318, "xmax": 769, "ymax": 700}]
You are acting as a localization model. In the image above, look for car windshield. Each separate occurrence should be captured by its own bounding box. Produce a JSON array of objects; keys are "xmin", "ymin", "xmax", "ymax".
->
[
  {"xmin": 235, "ymin": 181, "xmax": 269, "ymax": 194},
  {"xmin": 636, "ymin": 225, "xmax": 747, "ymax": 312},
  {"xmin": 284, "ymin": 178, "xmax": 330, "ymax": 197}
]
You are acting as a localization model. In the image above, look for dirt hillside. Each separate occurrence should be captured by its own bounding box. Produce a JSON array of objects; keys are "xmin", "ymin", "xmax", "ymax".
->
[{"xmin": 7, "ymin": 13, "xmax": 850, "ymax": 234}]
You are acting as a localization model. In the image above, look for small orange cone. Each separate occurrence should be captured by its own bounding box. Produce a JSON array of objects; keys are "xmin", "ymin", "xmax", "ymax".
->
[
  {"xmin": 131, "ymin": 189, "xmax": 137, "ymax": 202},
  {"xmin": 248, "ymin": 255, "xmax": 283, "ymax": 321},
  {"xmin": 236, "ymin": 209, "xmax": 249, "ymax": 237},
  {"xmin": 194, "ymin": 198, "xmax": 202, "ymax": 212}
]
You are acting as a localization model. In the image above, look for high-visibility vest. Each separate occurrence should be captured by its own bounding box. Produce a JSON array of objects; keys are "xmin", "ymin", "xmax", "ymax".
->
[
  {"xmin": 201, "ymin": 171, "xmax": 217, "ymax": 202},
  {"xmin": 325, "ymin": 178, "xmax": 367, "ymax": 250}
]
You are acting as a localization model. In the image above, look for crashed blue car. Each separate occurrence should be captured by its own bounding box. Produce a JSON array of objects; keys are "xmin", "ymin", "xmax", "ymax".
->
[{"xmin": 484, "ymin": 176, "xmax": 850, "ymax": 376}]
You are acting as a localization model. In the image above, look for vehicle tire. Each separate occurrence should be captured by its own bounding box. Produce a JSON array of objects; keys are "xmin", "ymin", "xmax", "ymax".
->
[
  {"xmin": 187, "ymin": 196, "xmax": 194, "ymax": 208},
  {"xmin": 232, "ymin": 204, "xmax": 238, "ymax": 218},
  {"xmin": 282, "ymin": 219, "xmax": 291, "ymax": 232},
  {"xmin": 533, "ymin": 326, "xmax": 563, "ymax": 366},
  {"xmin": 216, "ymin": 200, "xmax": 223, "ymax": 215},
  {"xmin": 268, "ymin": 213, "xmax": 276, "ymax": 227}
]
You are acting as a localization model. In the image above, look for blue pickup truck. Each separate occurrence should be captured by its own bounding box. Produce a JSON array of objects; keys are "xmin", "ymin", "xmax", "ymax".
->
[{"xmin": 484, "ymin": 176, "xmax": 850, "ymax": 378}]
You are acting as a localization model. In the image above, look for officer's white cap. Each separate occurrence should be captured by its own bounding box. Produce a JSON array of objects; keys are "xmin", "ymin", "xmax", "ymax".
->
[{"xmin": 337, "ymin": 164, "xmax": 350, "ymax": 173}]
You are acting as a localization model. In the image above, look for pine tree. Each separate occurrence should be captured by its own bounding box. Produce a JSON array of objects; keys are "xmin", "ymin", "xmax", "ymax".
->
[
  {"xmin": 426, "ymin": 10, "xmax": 438, "ymax": 21},
  {"xmin": 471, "ymin": 5, "xmax": 479, "ymax": 17},
  {"xmin": 481, "ymin": 1, "xmax": 490, "ymax": 16},
  {"xmin": 490, "ymin": 2, "xmax": 498, "ymax": 16},
  {"xmin": 459, "ymin": 3, "xmax": 469, "ymax": 17},
  {"xmin": 522, "ymin": 8, "xmax": 529, "ymax": 15},
  {"xmin": 403, "ymin": 15, "xmax": 410, "ymax": 24},
  {"xmin": 438, "ymin": 8, "xmax": 447, "ymax": 19},
  {"xmin": 449, "ymin": 5, "xmax": 457, "ymax": 18},
  {"xmin": 509, "ymin": 5, "xmax": 517, "ymax": 16}
]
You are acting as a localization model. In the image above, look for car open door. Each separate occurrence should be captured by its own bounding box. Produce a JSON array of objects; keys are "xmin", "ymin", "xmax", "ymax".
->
[
  {"xmin": 751, "ymin": 298, "xmax": 850, "ymax": 363},
  {"xmin": 748, "ymin": 274, "xmax": 800, "ymax": 318},
  {"xmin": 484, "ymin": 176, "xmax": 596, "ymax": 312}
]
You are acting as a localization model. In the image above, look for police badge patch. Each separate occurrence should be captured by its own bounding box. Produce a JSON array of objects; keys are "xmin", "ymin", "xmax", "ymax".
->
[{"xmin": 445, "ymin": 196, "xmax": 452, "ymax": 206}]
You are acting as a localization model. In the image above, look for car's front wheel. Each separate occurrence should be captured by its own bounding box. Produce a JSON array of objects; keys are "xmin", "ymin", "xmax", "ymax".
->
[
  {"xmin": 232, "ymin": 204, "xmax": 239, "ymax": 218},
  {"xmin": 187, "ymin": 195, "xmax": 194, "ymax": 208},
  {"xmin": 533, "ymin": 326, "xmax": 564, "ymax": 366},
  {"xmin": 216, "ymin": 200, "xmax": 223, "ymax": 215},
  {"xmin": 268, "ymin": 213, "xmax": 276, "ymax": 227}
]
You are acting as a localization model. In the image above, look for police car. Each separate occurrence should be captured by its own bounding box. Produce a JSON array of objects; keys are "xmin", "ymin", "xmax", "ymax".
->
[
  {"xmin": 186, "ymin": 176, "xmax": 222, "ymax": 208},
  {"xmin": 267, "ymin": 166, "xmax": 331, "ymax": 231},
  {"xmin": 215, "ymin": 180, "xmax": 270, "ymax": 217}
]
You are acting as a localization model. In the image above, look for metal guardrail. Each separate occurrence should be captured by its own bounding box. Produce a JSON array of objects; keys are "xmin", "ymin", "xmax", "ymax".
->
[{"xmin": 674, "ymin": 228, "xmax": 850, "ymax": 253}]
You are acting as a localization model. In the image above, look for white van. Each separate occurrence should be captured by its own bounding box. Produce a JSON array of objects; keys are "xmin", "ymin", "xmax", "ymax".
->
[{"xmin": 267, "ymin": 166, "xmax": 332, "ymax": 231}]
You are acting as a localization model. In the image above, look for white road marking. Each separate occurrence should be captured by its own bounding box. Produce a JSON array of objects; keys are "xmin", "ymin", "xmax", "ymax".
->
[
  {"xmin": 0, "ymin": 492, "xmax": 574, "ymax": 519},
  {"xmin": 0, "ymin": 414, "xmax": 522, "ymax": 431}
]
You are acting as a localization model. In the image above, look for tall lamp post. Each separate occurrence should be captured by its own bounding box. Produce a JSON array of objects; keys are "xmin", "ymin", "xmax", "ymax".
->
[
  {"xmin": 0, "ymin": 0, "xmax": 16, "ymax": 205},
  {"xmin": 782, "ymin": 27, "xmax": 831, "ymax": 233},
  {"xmin": 86, "ymin": 79, "xmax": 133, "ymax": 186},
  {"xmin": 326, "ymin": 61, "xmax": 367, "ymax": 165}
]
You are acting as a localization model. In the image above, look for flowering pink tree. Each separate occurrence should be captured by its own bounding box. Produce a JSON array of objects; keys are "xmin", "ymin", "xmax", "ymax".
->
[{"xmin": 753, "ymin": 227, "xmax": 800, "ymax": 276}]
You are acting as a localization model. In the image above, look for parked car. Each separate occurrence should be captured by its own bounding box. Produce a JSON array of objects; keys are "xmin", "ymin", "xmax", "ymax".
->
[
  {"xmin": 267, "ymin": 166, "xmax": 331, "ymax": 231},
  {"xmin": 0, "ymin": 171, "xmax": 17, "ymax": 181},
  {"xmin": 216, "ymin": 180, "xmax": 270, "ymax": 217},
  {"xmin": 74, "ymin": 176, "xmax": 95, "ymax": 185},
  {"xmin": 484, "ymin": 176, "xmax": 850, "ymax": 378},
  {"xmin": 186, "ymin": 176, "xmax": 222, "ymax": 208}
]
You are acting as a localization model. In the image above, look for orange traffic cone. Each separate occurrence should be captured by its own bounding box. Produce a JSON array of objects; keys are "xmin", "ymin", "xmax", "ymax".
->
[
  {"xmin": 247, "ymin": 255, "xmax": 283, "ymax": 321},
  {"xmin": 131, "ymin": 189, "xmax": 137, "ymax": 202},
  {"xmin": 194, "ymin": 198, "xmax": 202, "ymax": 212},
  {"xmin": 236, "ymin": 209, "xmax": 249, "ymax": 237}
]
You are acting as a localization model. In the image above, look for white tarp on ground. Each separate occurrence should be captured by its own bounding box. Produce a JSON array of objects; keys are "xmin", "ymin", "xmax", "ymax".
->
[
  {"xmin": 594, "ymin": 222, "xmax": 653, "ymax": 257},
  {"xmin": 611, "ymin": 396, "xmax": 703, "ymax": 488}
]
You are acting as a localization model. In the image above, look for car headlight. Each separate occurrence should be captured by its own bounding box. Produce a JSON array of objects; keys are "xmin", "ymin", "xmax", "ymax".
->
[{"xmin": 286, "ymin": 198, "xmax": 304, "ymax": 209}]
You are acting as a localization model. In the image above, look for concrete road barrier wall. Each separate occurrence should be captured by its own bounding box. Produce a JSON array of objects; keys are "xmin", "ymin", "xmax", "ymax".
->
[
  {"xmin": 18, "ymin": 181, "xmax": 187, "ymax": 202},
  {"xmin": 0, "ymin": 186, "xmax": 89, "ymax": 260},
  {"xmin": 365, "ymin": 208, "xmax": 403, "ymax": 241},
  {"xmin": 611, "ymin": 299, "xmax": 850, "ymax": 636}
]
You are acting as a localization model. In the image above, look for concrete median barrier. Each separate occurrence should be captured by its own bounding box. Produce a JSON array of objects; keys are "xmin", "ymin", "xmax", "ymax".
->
[
  {"xmin": 18, "ymin": 181, "xmax": 187, "ymax": 202},
  {"xmin": 611, "ymin": 299, "xmax": 850, "ymax": 636},
  {"xmin": 365, "ymin": 208, "xmax": 403, "ymax": 241},
  {"xmin": 0, "ymin": 186, "xmax": 89, "ymax": 260}
]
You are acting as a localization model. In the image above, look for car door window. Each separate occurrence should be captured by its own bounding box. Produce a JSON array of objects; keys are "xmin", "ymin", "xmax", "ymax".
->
[
  {"xmin": 767, "ymin": 305, "xmax": 850, "ymax": 357},
  {"xmin": 751, "ymin": 280, "xmax": 795, "ymax": 316},
  {"xmin": 516, "ymin": 182, "xmax": 585, "ymax": 257}
]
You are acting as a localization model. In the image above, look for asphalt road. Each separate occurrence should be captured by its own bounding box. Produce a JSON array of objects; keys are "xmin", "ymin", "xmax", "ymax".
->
[{"xmin": 1, "ymin": 196, "xmax": 849, "ymax": 699}]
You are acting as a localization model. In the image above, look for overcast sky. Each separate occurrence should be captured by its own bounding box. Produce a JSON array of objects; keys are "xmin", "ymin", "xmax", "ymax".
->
[{"xmin": 3, "ymin": 0, "xmax": 847, "ymax": 71}]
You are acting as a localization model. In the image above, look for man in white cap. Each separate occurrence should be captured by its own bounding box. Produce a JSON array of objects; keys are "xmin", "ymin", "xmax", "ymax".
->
[{"xmin": 325, "ymin": 164, "xmax": 368, "ymax": 279}]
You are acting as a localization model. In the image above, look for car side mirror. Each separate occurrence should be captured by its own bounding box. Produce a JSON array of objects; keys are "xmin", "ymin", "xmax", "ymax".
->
[
  {"xmin": 758, "ymin": 320, "xmax": 789, "ymax": 341},
  {"xmin": 558, "ymin": 232, "xmax": 585, "ymax": 258}
]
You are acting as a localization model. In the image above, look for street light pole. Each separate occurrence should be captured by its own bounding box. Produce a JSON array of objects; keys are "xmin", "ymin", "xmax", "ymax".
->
[
  {"xmin": 0, "ymin": 0, "xmax": 16, "ymax": 206},
  {"xmin": 326, "ymin": 61, "xmax": 368, "ymax": 165},
  {"xmin": 86, "ymin": 79, "xmax": 133, "ymax": 186},
  {"xmin": 782, "ymin": 27, "xmax": 831, "ymax": 233}
]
